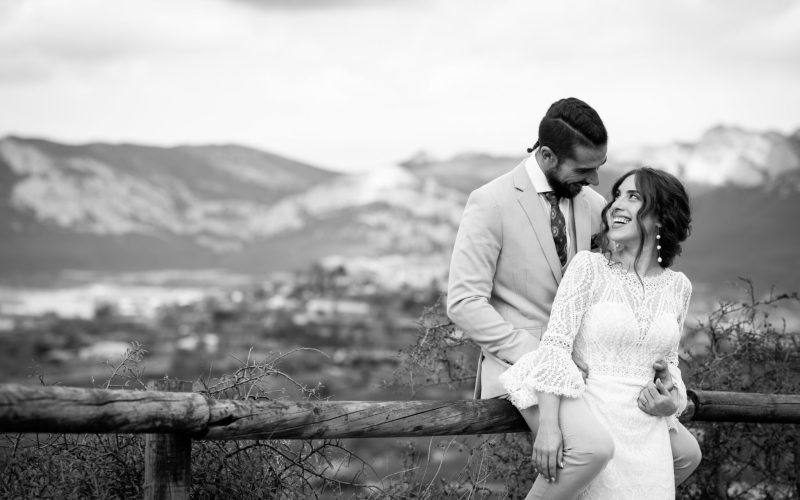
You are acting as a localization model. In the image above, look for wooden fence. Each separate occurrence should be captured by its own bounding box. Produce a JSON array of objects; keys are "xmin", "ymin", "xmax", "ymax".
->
[{"xmin": 1, "ymin": 381, "xmax": 799, "ymax": 499}]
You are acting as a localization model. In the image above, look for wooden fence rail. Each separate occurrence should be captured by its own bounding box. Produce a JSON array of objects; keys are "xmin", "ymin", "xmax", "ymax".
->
[
  {"xmin": 2, "ymin": 383, "xmax": 799, "ymax": 438},
  {"xmin": 1, "ymin": 382, "xmax": 799, "ymax": 499}
]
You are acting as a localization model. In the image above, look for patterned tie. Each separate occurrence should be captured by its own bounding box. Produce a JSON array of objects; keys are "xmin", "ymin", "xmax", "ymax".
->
[{"xmin": 544, "ymin": 192, "xmax": 567, "ymax": 267}]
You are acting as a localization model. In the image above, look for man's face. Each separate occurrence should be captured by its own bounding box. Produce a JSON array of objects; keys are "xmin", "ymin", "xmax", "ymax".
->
[{"xmin": 545, "ymin": 144, "xmax": 607, "ymax": 199}]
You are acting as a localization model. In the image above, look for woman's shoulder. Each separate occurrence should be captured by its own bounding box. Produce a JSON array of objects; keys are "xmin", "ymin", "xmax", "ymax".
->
[
  {"xmin": 662, "ymin": 267, "xmax": 692, "ymax": 298},
  {"xmin": 672, "ymin": 269, "xmax": 693, "ymax": 294},
  {"xmin": 569, "ymin": 250, "xmax": 609, "ymax": 276},
  {"xmin": 574, "ymin": 250, "xmax": 608, "ymax": 266},
  {"xmin": 561, "ymin": 251, "xmax": 606, "ymax": 290}
]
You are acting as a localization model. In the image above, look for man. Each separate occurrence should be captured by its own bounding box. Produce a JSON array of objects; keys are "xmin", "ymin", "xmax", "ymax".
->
[{"xmin": 446, "ymin": 98, "xmax": 700, "ymax": 495}]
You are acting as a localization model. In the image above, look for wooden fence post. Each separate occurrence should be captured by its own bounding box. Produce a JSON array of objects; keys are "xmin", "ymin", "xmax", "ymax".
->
[{"xmin": 143, "ymin": 379, "xmax": 193, "ymax": 500}]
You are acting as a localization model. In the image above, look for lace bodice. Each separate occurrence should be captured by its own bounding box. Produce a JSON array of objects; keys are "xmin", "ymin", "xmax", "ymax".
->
[{"xmin": 499, "ymin": 251, "xmax": 692, "ymax": 425}]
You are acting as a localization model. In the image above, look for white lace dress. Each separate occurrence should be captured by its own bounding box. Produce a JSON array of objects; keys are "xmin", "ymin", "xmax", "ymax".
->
[{"xmin": 499, "ymin": 250, "xmax": 692, "ymax": 499}]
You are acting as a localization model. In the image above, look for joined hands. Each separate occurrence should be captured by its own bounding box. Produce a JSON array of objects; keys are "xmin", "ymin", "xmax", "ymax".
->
[{"xmin": 637, "ymin": 359, "xmax": 679, "ymax": 416}]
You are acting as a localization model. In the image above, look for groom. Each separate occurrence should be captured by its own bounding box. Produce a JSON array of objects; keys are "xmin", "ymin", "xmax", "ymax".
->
[{"xmin": 446, "ymin": 97, "xmax": 701, "ymax": 488}]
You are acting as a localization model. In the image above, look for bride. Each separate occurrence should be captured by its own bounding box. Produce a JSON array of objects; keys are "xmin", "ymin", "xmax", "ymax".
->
[{"xmin": 500, "ymin": 167, "xmax": 695, "ymax": 499}]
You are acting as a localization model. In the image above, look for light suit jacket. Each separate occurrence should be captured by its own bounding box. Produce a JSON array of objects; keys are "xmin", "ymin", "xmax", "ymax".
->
[{"xmin": 446, "ymin": 161, "xmax": 607, "ymax": 399}]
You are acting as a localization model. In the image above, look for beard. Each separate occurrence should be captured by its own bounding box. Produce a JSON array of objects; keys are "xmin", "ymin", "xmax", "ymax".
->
[{"xmin": 545, "ymin": 167, "xmax": 584, "ymax": 199}]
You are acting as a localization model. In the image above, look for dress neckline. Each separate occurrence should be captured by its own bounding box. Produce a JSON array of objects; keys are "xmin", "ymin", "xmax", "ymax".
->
[{"xmin": 601, "ymin": 255, "xmax": 673, "ymax": 288}]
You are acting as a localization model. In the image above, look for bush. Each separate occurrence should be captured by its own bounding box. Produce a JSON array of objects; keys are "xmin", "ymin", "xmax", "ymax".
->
[
  {"xmin": 387, "ymin": 298, "xmax": 535, "ymax": 498},
  {"xmin": 679, "ymin": 280, "xmax": 800, "ymax": 499},
  {"xmin": 0, "ymin": 344, "xmax": 380, "ymax": 499}
]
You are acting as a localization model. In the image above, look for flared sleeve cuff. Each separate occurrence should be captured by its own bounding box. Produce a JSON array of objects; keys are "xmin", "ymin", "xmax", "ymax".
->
[
  {"xmin": 498, "ymin": 345, "xmax": 586, "ymax": 409},
  {"xmin": 668, "ymin": 363, "xmax": 688, "ymax": 415}
]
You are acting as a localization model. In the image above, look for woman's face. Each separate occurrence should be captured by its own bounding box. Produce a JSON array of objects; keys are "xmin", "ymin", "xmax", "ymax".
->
[{"xmin": 607, "ymin": 174, "xmax": 658, "ymax": 246}]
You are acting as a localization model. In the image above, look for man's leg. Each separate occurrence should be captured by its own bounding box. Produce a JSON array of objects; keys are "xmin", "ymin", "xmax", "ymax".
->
[
  {"xmin": 670, "ymin": 421, "xmax": 702, "ymax": 486},
  {"xmin": 524, "ymin": 397, "xmax": 614, "ymax": 500}
]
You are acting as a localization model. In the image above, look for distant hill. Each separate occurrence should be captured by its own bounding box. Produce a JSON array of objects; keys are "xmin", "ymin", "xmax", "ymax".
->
[
  {"xmin": 401, "ymin": 151, "xmax": 524, "ymax": 194},
  {"xmin": 679, "ymin": 181, "xmax": 800, "ymax": 289},
  {"xmin": 1, "ymin": 126, "xmax": 799, "ymax": 292},
  {"xmin": 0, "ymin": 137, "xmax": 463, "ymax": 286}
]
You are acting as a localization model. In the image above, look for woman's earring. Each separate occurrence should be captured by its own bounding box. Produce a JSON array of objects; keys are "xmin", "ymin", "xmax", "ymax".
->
[{"xmin": 656, "ymin": 227, "xmax": 662, "ymax": 264}]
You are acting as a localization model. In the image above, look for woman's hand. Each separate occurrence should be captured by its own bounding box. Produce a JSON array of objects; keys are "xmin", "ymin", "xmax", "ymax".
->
[{"xmin": 533, "ymin": 420, "xmax": 563, "ymax": 482}]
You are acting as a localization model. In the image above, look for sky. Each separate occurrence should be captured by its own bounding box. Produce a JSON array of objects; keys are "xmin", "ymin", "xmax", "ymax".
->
[{"xmin": 1, "ymin": 0, "xmax": 799, "ymax": 172}]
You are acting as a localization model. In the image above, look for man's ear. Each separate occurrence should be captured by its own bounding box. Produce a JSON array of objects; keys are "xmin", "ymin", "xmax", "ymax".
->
[{"xmin": 540, "ymin": 146, "xmax": 556, "ymax": 165}]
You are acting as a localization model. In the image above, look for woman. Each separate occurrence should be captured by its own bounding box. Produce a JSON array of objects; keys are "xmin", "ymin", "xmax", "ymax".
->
[{"xmin": 499, "ymin": 167, "xmax": 694, "ymax": 499}]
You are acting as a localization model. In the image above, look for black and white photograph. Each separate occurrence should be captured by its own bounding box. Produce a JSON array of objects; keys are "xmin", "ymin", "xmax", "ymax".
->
[{"xmin": 1, "ymin": 1, "xmax": 799, "ymax": 498}]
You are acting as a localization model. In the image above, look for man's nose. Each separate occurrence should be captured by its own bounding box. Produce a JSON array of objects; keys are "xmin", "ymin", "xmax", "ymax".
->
[{"xmin": 585, "ymin": 170, "xmax": 599, "ymax": 186}]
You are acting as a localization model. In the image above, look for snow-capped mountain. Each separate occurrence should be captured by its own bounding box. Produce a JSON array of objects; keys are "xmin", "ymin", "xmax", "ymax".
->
[
  {"xmin": 0, "ymin": 136, "xmax": 466, "ymax": 281},
  {"xmin": 1, "ymin": 125, "xmax": 799, "ymax": 289},
  {"xmin": 0, "ymin": 137, "xmax": 340, "ymax": 249},
  {"xmin": 610, "ymin": 125, "xmax": 800, "ymax": 187}
]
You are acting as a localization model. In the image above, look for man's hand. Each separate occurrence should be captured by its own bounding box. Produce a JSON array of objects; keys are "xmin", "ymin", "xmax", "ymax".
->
[
  {"xmin": 638, "ymin": 358, "xmax": 679, "ymax": 416},
  {"xmin": 652, "ymin": 358, "xmax": 674, "ymax": 392},
  {"xmin": 638, "ymin": 379, "xmax": 678, "ymax": 416}
]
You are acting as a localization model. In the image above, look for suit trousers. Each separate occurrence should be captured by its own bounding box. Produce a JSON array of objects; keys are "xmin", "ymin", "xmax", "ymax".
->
[{"xmin": 522, "ymin": 396, "xmax": 701, "ymax": 500}]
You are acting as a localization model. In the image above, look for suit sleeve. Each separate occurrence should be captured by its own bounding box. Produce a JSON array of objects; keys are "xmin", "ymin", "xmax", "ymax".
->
[{"xmin": 446, "ymin": 188, "xmax": 532, "ymax": 363}]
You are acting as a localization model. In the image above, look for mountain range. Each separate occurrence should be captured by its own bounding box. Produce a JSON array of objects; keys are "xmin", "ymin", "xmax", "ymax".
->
[{"xmin": 1, "ymin": 125, "xmax": 799, "ymax": 293}]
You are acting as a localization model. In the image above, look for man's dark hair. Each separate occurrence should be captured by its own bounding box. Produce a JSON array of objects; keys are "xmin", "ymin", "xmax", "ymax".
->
[{"xmin": 528, "ymin": 97, "xmax": 608, "ymax": 160}]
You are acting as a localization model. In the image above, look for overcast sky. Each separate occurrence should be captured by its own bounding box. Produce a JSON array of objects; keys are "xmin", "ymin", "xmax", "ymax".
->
[{"xmin": 1, "ymin": 0, "xmax": 798, "ymax": 172}]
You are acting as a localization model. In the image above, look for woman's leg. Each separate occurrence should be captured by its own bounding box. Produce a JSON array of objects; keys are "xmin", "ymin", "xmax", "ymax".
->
[{"xmin": 525, "ymin": 396, "xmax": 614, "ymax": 500}]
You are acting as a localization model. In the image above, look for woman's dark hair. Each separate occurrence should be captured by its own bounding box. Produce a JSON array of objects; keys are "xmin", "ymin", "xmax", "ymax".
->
[
  {"xmin": 527, "ymin": 97, "xmax": 608, "ymax": 159},
  {"xmin": 598, "ymin": 167, "xmax": 692, "ymax": 269}
]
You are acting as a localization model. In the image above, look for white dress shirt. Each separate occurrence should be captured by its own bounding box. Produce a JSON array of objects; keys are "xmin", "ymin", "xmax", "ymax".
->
[{"xmin": 524, "ymin": 154, "xmax": 575, "ymax": 266}]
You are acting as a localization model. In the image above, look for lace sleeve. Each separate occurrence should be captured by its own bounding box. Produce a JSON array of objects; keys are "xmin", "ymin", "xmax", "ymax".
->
[
  {"xmin": 499, "ymin": 251, "xmax": 596, "ymax": 409},
  {"xmin": 666, "ymin": 274, "xmax": 692, "ymax": 429}
]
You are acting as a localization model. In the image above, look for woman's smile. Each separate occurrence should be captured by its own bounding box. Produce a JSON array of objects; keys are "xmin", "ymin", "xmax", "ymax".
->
[{"xmin": 611, "ymin": 213, "xmax": 632, "ymax": 228}]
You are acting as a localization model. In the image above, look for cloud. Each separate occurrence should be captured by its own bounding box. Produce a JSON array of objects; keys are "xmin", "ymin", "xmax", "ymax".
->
[
  {"xmin": 0, "ymin": 0, "xmax": 797, "ymax": 170},
  {"xmin": 0, "ymin": 55, "xmax": 52, "ymax": 84},
  {"xmin": 0, "ymin": 0, "xmax": 250, "ymax": 83},
  {"xmin": 228, "ymin": 0, "xmax": 418, "ymax": 10}
]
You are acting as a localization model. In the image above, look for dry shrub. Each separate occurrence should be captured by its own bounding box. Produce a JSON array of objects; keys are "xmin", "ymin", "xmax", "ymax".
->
[
  {"xmin": 0, "ymin": 345, "xmax": 380, "ymax": 499},
  {"xmin": 680, "ymin": 280, "xmax": 800, "ymax": 500}
]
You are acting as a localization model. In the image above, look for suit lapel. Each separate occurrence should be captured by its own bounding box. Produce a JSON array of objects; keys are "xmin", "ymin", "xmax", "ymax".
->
[
  {"xmin": 512, "ymin": 163, "xmax": 563, "ymax": 283},
  {"xmin": 574, "ymin": 192, "xmax": 591, "ymax": 252}
]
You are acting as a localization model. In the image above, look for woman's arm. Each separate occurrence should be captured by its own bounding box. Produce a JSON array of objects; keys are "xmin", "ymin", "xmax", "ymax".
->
[
  {"xmin": 500, "ymin": 251, "xmax": 597, "ymax": 482},
  {"xmin": 640, "ymin": 275, "xmax": 693, "ymax": 426},
  {"xmin": 528, "ymin": 393, "xmax": 563, "ymax": 482},
  {"xmin": 499, "ymin": 252, "xmax": 597, "ymax": 407},
  {"xmin": 666, "ymin": 276, "xmax": 693, "ymax": 424}
]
